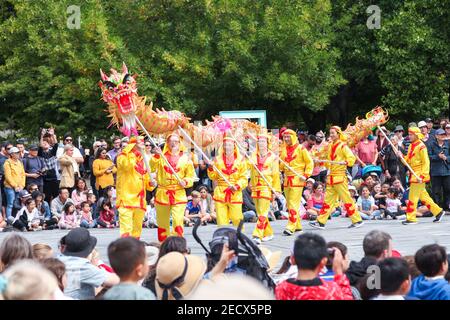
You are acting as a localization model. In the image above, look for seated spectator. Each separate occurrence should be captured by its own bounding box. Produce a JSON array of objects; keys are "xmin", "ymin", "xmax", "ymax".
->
[
  {"xmin": 95, "ymin": 185, "xmax": 115, "ymax": 219},
  {"xmin": 50, "ymin": 188, "xmax": 74, "ymax": 225},
  {"xmin": 12, "ymin": 198, "xmax": 42, "ymax": 231},
  {"xmin": 348, "ymin": 185, "xmax": 358, "ymax": 202},
  {"xmin": 79, "ymin": 201, "xmax": 97, "ymax": 229},
  {"xmin": 10, "ymin": 189, "xmax": 32, "ymax": 222},
  {"xmin": 58, "ymin": 228, "xmax": 119, "ymax": 300},
  {"xmin": 403, "ymin": 255, "xmax": 422, "ymax": 280},
  {"xmin": 198, "ymin": 185, "xmax": 216, "ymax": 223},
  {"xmin": 71, "ymin": 178, "xmax": 89, "ymax": 209},
  {"xmin": 87, "ymin": 191, "xmax": 97, "ymax": 219},
  {"xmin": 58, "ymin": 203, "xmax": 80, "ymax": 230},
  {"xmin": 356, "ymin": 186, "xmax": 381, "ymax": 220},
  {"xmin": 275, "ymin": 233, "xmax": 353, "ymax": 300},
  {"xmin": 32, "ymin": 243, "xmax": 54, "ymax": 261},
  {"xmin": 271, "ymin": 193, "xmax": 288, "ymax": 220},
  {"xmin": 0, "ymin": 260, "xmax": 58, "ymax": 300},
  {"xmin": 103, "ymin": 238, "xmax": 156, "ymax": 300},
  {"xmin": 92, "ymin": 147, "xmax": 116, "ymax": 198},
  {"xmin": 372, "ymin": 183, "xmax": 381, "ymax": 199},
  {"xmin": 90, "ymin": 249, "xmax": 114, "ymax": 274},
  {"xmin": 0, "ymin": 234, "xmax": 34, "ymax": 271},
  {"xmin": 305, "ymin": 182, "xmax": 324, "ymax": 220},
  {"xmin": 155, "ymin": 251, "xmax": 206, "ymax": 300},
  {"xmin": 346, "ymin": 230, "xmax": 392, "ymax": 287},
  {"xmin": 320, "ymin": 241, "xmax": 349, "ymax": 282},
  {"xmin": 242, "ymin": 183, "xmax": 257, "ymax": 222},
  {"xmin": 26, "ymin": 183, "xmax": 39, "ymax": 194},
  {"xmin": 32, "ymin": 190, "xmax": 51, "ymax": 222},
  {"xmin": 408, "ymin": 244, "xmax": 450, "ymax": 300},
  {"xmin": 144, "ymin": 197, "xmax": 157, "ymax": 228},
  {"xmin": 142, "ymin": 236, "xmax": 190, "ymax": 295},
  {"xmin": 392, "ymin": 177, "xmax": 405, "ymax": 194},
  {"xmin": 303, "ymin": 178, "xmax": 315, "ymax": 201},
  {"xmin": 184, "ymin": 191, "xmax": 210, "ymax": 227},
  {"xmin": 373, "ymin": 258, "xmax": 413, "ymax": 300},
  {"xmin": 384, "ymin": 188, "xmax": 405, "ymax": 219},
  {"xmin": 41, "ymin": 258, "xmax": 73, "ymax": 300},
  {"xmin": 374, "ymin": 183, "xmax": 390, "ymax": 216},
  {"xmin": 97, "ymin": 199, "xmax": 116, "ymax": 228}
]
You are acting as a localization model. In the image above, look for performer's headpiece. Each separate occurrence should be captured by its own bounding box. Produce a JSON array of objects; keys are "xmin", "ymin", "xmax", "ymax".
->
[{"xmin": 408, "ymin": 127, "xmax": 424, "ymax": 140}]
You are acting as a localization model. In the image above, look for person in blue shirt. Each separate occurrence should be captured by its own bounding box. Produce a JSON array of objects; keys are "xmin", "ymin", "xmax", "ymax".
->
[
  {"xmin": 408, "ymin": 244, "xmax": 450, "ymax": 300},
  {"xmin": 184, "ymin": 191, "xmax": 210, "ymax": 226}
]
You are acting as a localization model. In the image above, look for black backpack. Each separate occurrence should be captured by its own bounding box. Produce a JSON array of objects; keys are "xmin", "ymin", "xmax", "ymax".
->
[{"xmin": 192, "ymin": 219, "xmax": 275, "ymax": 291}]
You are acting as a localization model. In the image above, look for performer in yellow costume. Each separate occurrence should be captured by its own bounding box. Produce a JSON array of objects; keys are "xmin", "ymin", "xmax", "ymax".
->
[
  {"xmin": 116, "ymin": 136, "xmax": 153, "ymax": 239},
  {"xmin": 310, "ymin": 126, "xmax": 363, "ymax": 230},
  {"xmin": 280, "ymin": 129, "xmax": 314, "ymax": 235},
  {"xmin": 207, "ymin": 136, "xmax": 248, "ymax": 227},
  {"xmin": 151, "ymin": 133, "xmax": 196, "ymax": 242},
  {"xmin": 398, "ymin": 127, "xmax": 444, "ymax": 225},
  {"xmin": 250, "ymin": 132, "xmax": 281, "ymax": 244}
]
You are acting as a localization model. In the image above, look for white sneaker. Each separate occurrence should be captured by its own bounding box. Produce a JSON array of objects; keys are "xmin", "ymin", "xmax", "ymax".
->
[
  {"xmin": 252, "ymin": 237, "xmax": 262, "ymax": 245},
  {"xmin": 262, "ymin": 235, "xmax": 274, "ymax": 242}
]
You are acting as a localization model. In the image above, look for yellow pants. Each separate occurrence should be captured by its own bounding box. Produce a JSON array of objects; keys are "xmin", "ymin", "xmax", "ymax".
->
[
  {"xmin": 119, "ymin": 207, "xmax": 145, "ymax": 239},
  {"xmin": 252, "ymin": 198, "xmax": 273, "ymax": 239},
  {"xmin": 318, "ymin": 182, "xmax": 362, "ymax": 225},
  {"xmin": 285, "ymin": 186, "xmax": 303, "ymax": 232},
  {"xmin": 216, "ymin": 202, "xmax": 243, "ymax": 227},
  {"xmin": 155, "ymin": 203, "xmax": 185, "ymax": 242},
  {"xmin": 406, "ymin": 183, "xmax": 442, "ymax": 222}
]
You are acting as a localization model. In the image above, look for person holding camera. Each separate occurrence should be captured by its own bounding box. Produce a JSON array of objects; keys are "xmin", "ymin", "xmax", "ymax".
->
[
  {"xmin": 23, "ymin": 145, "xmax": 46, "ymax": 193},
  {"xmin": 428, "ymin": 129, "xmax": 450, "ymax": 212}
]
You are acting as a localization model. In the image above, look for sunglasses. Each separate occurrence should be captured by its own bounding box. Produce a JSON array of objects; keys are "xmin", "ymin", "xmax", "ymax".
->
[
  {"xmin": 315, "ymin": 136, "xmax": 324, "ymax": 139},
  {"xmin": 145, "ymin": 144, "xmax": 151, "ymax": 147},
  {"xmin": 65, "ymin": 138, "xmax": 73, "ymax": 142}
]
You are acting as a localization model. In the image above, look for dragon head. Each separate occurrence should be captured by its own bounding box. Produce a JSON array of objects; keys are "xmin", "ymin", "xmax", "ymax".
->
[{"xmin": 98, "ymin": 62, "xmax": 139, "ymax": 136}]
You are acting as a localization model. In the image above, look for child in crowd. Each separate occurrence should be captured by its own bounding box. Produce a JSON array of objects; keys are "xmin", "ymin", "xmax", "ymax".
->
[
  {"xmin": 41, "ymin": 258, "xmax": 73, "ymax": 300},
  {"xmin": 302, "ymin": 178, "xmax": 315, "ymax": 201},
  {"xmin": 103, "ymin": 237, "xmax": 155, "ymax": 300},
  {"xmin": 348, "ymin": 186, "xmax": 358, "ymax": 202},
  {"xmin": 275, "ymin": 233, "xmax": 353, "ymax": 300},
  {"xmin": 0, "ymin": 234, "xmax": 34, "ymax": 272},
  {"xmin": 58, "ymin": 203, "xmax": 80, "ymax": 229},
  {"xmin": 374, "ymin": 183, "xmax": 390, "ymax": 217},
  {"xmin": 79, "ymin": 201, "xmax": 97, "ymax": 229},
  {"xmin": 184, "ymin": 191, "xmax": 210, "ymax": 226},
  {"xmin": 91, "ymin": 249, "xmax": 114, "ymax": 273},
  {"xmin": 320, "ymin": 241, "xmax": 349, "ymax": 282},
  {"xmin": 356, "ymin": 186, "xmax": 382, "ymax": 220},
  {"xmin": 97, "ymin": 200, "xmax": 116, "ymax": 228},
  {"xmin": 0, "ymin": 215, "xmax": 6, "ymax": 232},
  {"xmin": 87, "ymin": 191, "xmax": 98, "ymax": 219},
  {"xmin": 384, "ymin": 188, "xmax": 405, "ymax": 220},
  {"xmin": 32, "ymin": 243, "xmax": 54, "ymax": 260},
  {"xmin": 373, "ymin": 258, "xmax": 412, "ymax": 300},
  {"xmin": 144, "ymin": 197, "xmax": 157, "ymax": 228},
  {"xmin": 305, "ymin": 182, "xmax": 324, "ymax": 221},
  {"xmin": 13, "ymin": 198, "xmax": 42, "ymax": 231}
]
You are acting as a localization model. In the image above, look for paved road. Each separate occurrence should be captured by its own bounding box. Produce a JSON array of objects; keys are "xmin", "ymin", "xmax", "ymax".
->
[{"xmin": 1, "ymin": 217, "xmax": 449, "ymax": 268}]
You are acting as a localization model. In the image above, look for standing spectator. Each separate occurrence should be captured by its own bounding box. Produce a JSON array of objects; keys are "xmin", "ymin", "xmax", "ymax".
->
[
  {"xmin": 418, "ymin": 121, "xmax": 430, "ymax": 144},
  {"xmin": 380, "ymin": 135, "xmax": 406, "ymax": 184},
  {"xmin": 88, "ymin": 141, "xmax": 102, "ymax": 198},
  {"xmin": 355, "ymin": 135, "xmax": 378, "ymax": 174},
  {"xmin": 302, "ymin": 135, "xmax": 316, "ymax": 152},
  {"xmin": 375, "ymin": 127, "xmax": 389, "ymax": 152},
  {"xmin": 56, "ymin": 133, "xmax": 84, "ymax": 165},
  {"xmin": 38, "ymin": 128, "xmax": 59, "ymax": 202},
  {"xmin": 428, "ymin": 129, "xmax": 450, "ymax": 212},
  {"xmin": 373, "ymin": 258, "xmax": 412, "ymax": 300},
  {"xmin": 446, "ymin": 123, "xmax": 450, "ymax": 140},
  {"xmin": 71, "ymin": 178, "xmax": 89, "ymax": 209},
  {"xmin": 408, "ymin": 244, "xmax": 450, "ymax": 300},
  {"xmin": 58, "ymin": 144, "xmax": 79, "ymax": 192},
  {"xmin": 242, "ymin": 183, "xmax": 257, "ymax": 222},
  {"xmin": 50, "ymin": 188, "xmax": 74, "ymax": 224},
  {"xmin": 57, "ymin": 228, "xmax": 119, "ymax": 300},
  {"xmin": 393, "ymin": 125, "xmax": 405, "ymax": 148},
  {"xmin": 310, "ymin": 131, "xmax": 327, "ymax": 183},
  {"xmin": 0, "ymin": 142, "xmax": 13, "ymax": 215},
  {"xmin": 104, "ymin": 238, "xmax": 156, "ymax": 300},
  {"xmin": 58, "ymin": 203, "xmax": 80, "ymax": 229},
  {"xmin": 275, "ymin": 233, "xmax": 353, "ymax": 300},
  {"xmin": 3, "ymin": 147, "xmax": 26, "ymax": 223},
  {"xmin": 15, "ymin": 139, "xmax": 28, "ymax": 160},
  {"xmin": 22, "ymin": 145, "xmax": 46, "ymax": 193},
  {"xmin": 425, "ymin": 117, "xmax": 436, "ymax": 136},
  {"xmin": 107, "ymin": 137, "xmax": 122, "ymax": 163},
  {"xmin": 346, "ymin": 230, "xmax": 393, "ymax": 287},
  {"xmin": 92, "ymin": 148, "xmax": 116, "ymax": 197}
]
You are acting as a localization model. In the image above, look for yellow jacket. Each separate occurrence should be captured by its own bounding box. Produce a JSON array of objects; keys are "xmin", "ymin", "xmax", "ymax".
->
[
  {"xmin": 208, "ymin": 145, "xmax": 248, "ymax": 204},
  {"xmin": 280, "ymin": 130, "xmax": 314, "ymax": 188},
  {"xmin": 324, "ymin": 140, "xmax": 356, "ymax": 185},
  {"xmin": 249, "ymin": 151, "xmax": 281, "ymax": 200},
  {"xmin": 151, "ymin": 151, "xmax": 195, "ymax": 206},
  {"xmin": 116, "ymin": 145, "xmax": 152, "ymax": 210},
  {"xmin": 404, "ymin": 140, "xmax": 430, "ymax": 183},
  {"xmin": 3, "ymin": 159, "xmax": 25, "ymax": 189},
  {"xmin": 93, "ymin": 158, "xmax": 117, "ymax": 189}
]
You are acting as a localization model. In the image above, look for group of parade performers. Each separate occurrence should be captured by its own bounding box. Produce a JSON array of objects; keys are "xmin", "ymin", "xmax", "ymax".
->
[{"xmin": 115, "ymin": 125, "xmax": 445, "ymax": 243}]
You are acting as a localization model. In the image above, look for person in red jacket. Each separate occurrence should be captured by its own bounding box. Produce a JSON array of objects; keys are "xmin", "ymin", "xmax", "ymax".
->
[{"xmin": 275, "ymin": 233, "xmax": 353, "ymax": 300}]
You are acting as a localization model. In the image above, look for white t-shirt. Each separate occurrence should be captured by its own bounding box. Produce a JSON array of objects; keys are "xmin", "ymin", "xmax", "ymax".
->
[
  {"xmin": 13, "ymin": 207, "xmax": 40, "ymax": 225},
  {"xmin": 56, "ymin": 145, "xmax": 83, "ymax": 159},
  {"xmin": 386, "ymin": 198, "xmax": 402, "ymax": 212}
]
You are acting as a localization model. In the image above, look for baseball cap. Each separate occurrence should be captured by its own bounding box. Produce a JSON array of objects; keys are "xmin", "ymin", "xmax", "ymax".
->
[
  {"xmin": 29, "ymin": 145, "xmax": 38, "ymax": 151},
  {"xmin": 307, "ymin": 178, "xmax": 315, "ymax": 184},
  {"xmin": 8, "ymin": 147, "xmax": 20, "ymax": 154},
  {"xmin": 418, "ymin": 121, "xmax": 427, "ymax": 128},
  {"xmin": 425, "ymin": 118, "xmax": 432, "ymax": 123},
  {"xmin": 435, "ymin": 128, "xmax": 446, "ymax": 135},
  {"xmin": 19, "ymin": 190, "xmax": 31, "ymax": 199}
]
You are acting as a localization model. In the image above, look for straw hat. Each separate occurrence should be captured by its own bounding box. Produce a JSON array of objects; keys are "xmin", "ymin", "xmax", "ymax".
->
[
  {"xmin": 259, "ymin": 246, "xmax": 282, "ymax": 272},
  {"xmin": 155, "ymin": 252, "xmax": 206, "ymax": 300}
]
